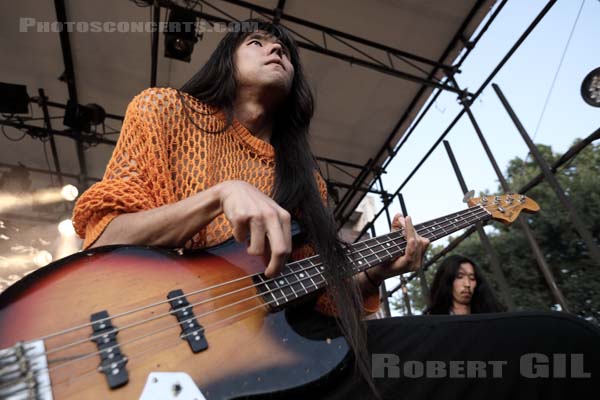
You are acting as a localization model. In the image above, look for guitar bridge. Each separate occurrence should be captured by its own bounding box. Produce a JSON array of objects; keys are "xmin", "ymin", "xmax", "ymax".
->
[{"xmin": 0, "ymin": 340, "xmax": 53, "ymax": 399}]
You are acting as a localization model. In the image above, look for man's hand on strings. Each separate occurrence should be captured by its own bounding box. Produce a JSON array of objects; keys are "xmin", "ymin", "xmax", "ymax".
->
[
  {"xmin": 217, "ymin": 180, "xmax": 292, "ymax": 278},
  {"xmin": 368, "ymin": 214, "xmax": 430, "ymax": 283}
]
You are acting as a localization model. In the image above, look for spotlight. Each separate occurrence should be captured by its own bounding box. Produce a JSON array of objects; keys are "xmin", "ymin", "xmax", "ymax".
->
[
  {"xmin": 0, "ymin": 82, "xmax": 29, "ymax": 114},
  {"xmin": 57, "ymin": 219, "xmax": 76, "ymax": 237},
  {"xmin": 63, "ymin": 101, "xmax": 106, "ymax": 132},
  {"xmin": 60, "ymin": 184, "xmax": 79, "ymax": 201},
  {"xmin": 164, "ymin": 8, "xmax": 199, "ymax": 62},
  {"xmin": 33, "ymin": 250, "xmax": 53, "ymax": 267},
  {"xmin": 581, "ymin": 67, "xmax": 600, "ymax": 107},
  {"xmin": 0, "ymin": 185, "xmax": 80, "ymax": 213}
]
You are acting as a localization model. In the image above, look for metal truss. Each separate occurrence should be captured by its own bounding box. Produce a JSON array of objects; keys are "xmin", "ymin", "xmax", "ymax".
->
[{"xmin": 155, "ymin": 0, "xmax": 470, "ymax": 96}]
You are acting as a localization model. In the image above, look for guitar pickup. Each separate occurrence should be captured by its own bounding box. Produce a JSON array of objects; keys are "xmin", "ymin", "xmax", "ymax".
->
[
  {"xmin": 90, "ymin": 310, "xmax": 129, "ymax": 389},
  {"xmin": 167, "ymin": 289, "xmax": 208, "ymax": 353}
]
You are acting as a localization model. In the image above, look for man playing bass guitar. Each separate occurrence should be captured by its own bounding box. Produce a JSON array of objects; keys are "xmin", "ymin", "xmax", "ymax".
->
[{"xmin": 72, "ymin": 19, "xmax": 600, "ymax": 400}]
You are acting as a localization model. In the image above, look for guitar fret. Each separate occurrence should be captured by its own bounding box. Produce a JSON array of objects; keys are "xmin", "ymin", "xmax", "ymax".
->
[
  {"xmin": 274, "ymin": 277, "xmax": 293, "ymax": 302},
  {"xmin": 315, "ymin": 271, "xmax": 327, "ymax": 287},
  {"xmin": 353, "ymin": 241, "xmax": 366, "ymax": 252},
  {"xmin": 295, "ymin": 259, "xmax": 320, "ymax": 291},
  {"xmin": 268, "ymin": 206, "xmax": 492, "ymax": 308},
  {"xmin": 438, "ymin": 222, "xmax": 448, "ymax": 234},
  {"xmin": 366, "ymin": 244, "xmax": 382, "ymax": 265},
  {"xmin": 257, "ymin": 274, "xmax": 280, "ymax": 307},
  {"xmin": 306, "ymin": 265, "xmax": 318, "ymax": 288},
  {"xmin": 382, "ymin": 243, "xmax": 394, "ymax": 258},
  {"xmin": 309, "ymin": 258, "xmax": 327, "ymax": 288},
  {"xmin": 354, "ymin": 256, "xmax": 367, "ymax": 272},
  {"xmin": 282, "ymin": 275, "xmax": 299, "ymax": 299},
  {"xmin": 296, "ymin": 272, "xmax": 308, "ymax": 292},
  {"xmin": 302, "ymin": 258, "xmax": 320, "ymax": 287},
  {"xmin": 286, "ymin": 267, "xmax": 309, "ymax": 296},
  {"xmin": 314, "ymin": 272, "xmax": 326, "ymax": 287}
]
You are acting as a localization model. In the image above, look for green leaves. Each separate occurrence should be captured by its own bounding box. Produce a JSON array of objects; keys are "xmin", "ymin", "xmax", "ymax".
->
[{"xmin": 399, "ymin": 141, "xmax": 600, "ymax": 323}]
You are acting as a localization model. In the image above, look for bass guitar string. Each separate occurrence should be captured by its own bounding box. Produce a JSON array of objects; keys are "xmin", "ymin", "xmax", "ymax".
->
[
  {"xmin": 2, "ymin": 209, "xmax": 492, "ymax": 396},
  {"xmin": 0, "ymin": 207, "xmax": 490, "ymax": 392},
  {"xmin": 1, "ymin": 209, "xmax": 492, "ymax": 390},
  {"xmin": 21, "ymin": 205, "xmax": 488, "ymax": 347},
  {"xmin": 40, "ymin": 207, "xmax": 488, "ymax": 361}
]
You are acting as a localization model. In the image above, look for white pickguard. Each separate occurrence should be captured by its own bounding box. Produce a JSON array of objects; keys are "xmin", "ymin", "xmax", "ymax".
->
[{"xmin": 139, "ymin": 372, "xmax": 207, "ymax": 400}]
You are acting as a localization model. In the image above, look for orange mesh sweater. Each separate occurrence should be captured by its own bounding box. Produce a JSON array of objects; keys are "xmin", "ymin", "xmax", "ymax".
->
[{"xmin": 72, "ymin": 87, "xmax": 379, "ymax": 315}]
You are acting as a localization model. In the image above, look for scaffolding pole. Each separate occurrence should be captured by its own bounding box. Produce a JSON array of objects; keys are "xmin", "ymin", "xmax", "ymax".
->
[
  {"xmin": 397, "ymin": 193, "xmax": 430, "ymax": 305},
  {"xmin": 457, "ymin": 91, "xmax": 570, "ymax": 313},
  {"xmin": 370, "ymin": 225, "xmax": 392, "ymax": 318},
  {"xmin": 349, "ymin": 0, "xmax": 557, "ymax": 239},
  {"xmin": 493, "ymin": 84, "xmax": 600, "ymax": 266},
  {"xmin": 388, "ymin": 127, "xmax": 598, "ymax": 296},
  {"xmin": 382, "ymin": 191, "xmax": 412, "ymax": 316},
  {"xmin": 38, "ymin": 88, "xmax": 64, "ymax": 188},
  {"xmin": 389, "ymin": 226, "xmax": 479, "ymax": 295},
  {"xmin": 442, "ymin": 140, "xmax": 515, "ymax": 311}
]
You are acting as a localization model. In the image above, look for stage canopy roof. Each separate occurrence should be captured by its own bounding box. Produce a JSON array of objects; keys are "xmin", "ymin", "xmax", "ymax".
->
[{"xmin": 1, "ymin": 0, "xmax": 497, "ymax": 225}]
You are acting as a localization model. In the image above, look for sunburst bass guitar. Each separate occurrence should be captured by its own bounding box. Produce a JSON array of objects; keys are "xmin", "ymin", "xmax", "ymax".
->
[{"xmin": 0, "ymin": 194, "xmax": 539, "ymax": 399}]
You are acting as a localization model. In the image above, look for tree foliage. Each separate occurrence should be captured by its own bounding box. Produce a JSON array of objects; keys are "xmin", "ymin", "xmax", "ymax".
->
[{"xmin": 395, "ymin": 141, "xmax": 600, "ymax": 324}]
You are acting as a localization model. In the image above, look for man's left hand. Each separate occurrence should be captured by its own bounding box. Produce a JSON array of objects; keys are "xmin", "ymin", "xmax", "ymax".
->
[{"xmin": 368, "ymin": 214, "xmax": 430, "ymax": 283}]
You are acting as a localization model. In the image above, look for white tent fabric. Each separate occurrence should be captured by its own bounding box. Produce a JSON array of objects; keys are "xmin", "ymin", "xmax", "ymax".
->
[{"xmin": 0, "ymin": 0, "xmax": 496, "ymax": 216}]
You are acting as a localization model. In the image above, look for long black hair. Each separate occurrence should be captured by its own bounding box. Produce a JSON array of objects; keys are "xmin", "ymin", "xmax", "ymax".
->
[
  {"xmin": 180, "ymin": 19, "xmax": 374, "ymax": 391},
  {"xmin": 426, "ymin": 254, "xmax": 506, "ymax": 314}
]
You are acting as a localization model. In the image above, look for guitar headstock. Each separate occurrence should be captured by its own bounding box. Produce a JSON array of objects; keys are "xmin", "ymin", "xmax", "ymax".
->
[{"xmin": 468, "ymin": 193, "xmax": 540, "ymax": 225}]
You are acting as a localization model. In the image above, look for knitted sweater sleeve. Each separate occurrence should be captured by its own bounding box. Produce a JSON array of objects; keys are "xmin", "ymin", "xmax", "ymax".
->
[{"xmin": 72, "ymin": 88, "xmax": 172, "ymax": 249}]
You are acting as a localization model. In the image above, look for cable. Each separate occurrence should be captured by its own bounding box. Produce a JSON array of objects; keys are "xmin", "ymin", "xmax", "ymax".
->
[
  {"xmin": 1, "ymin": 125, "xmax": 27, "ymax": 142},
  {"xmin": 526, "ymin": 0, "xmax": 585, "ymax": 159},
  {"xmin": 513, "ymin": 0, "xmax": 586, "ymax": 182},
  {"xmin": 534, "ymin": 0, "xmax": 585, "ymax": 141}
]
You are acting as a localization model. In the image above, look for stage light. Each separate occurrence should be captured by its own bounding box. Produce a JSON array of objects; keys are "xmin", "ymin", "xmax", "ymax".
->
[
  {"xmin": 0, "ymin": 82, "xmax": 29, "ymax": 114},
  {"xmin": 164, "ymin": 8, "xmax": 199, "ymax": 62},
  {"xmin": 581, "ymin": 67, "xmax": 600, "ymax": 107},
  {"xmin": 33, "ymin": 250, "xmax": 53, "ymax": 267},
  {"xmin": 63, "ymin": 101, "xmax": 106, "ymax": 132},
  {"xmin": 56, "ymin": 223, "xmax": 80, "ymax": 259},
  {"xmin": 60, "ymin": 184, "xmax": 79, "ymax": 201},
  {"xmin": 57, "ymin": 219, "xmax": 76, "ymax": 237},
  {"xmin": 0, "ymin": 185, "xmax": 79, "ymax": 213},
  {"xmin": 0, "ymin": 250, "xmax": 53, "ymax": 269}
]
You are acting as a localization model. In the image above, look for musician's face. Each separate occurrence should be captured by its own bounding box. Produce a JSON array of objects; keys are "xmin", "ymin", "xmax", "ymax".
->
[
  {"xmin": 452, "ymin": 263, "xmax": 476, "ymax": 305},
  {"xmin": 234, "ymin": 31, "xmax": 294, "ymax": 98}
]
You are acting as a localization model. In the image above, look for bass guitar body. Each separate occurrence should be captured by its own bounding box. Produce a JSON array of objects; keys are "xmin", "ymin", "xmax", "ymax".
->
[
  {"xmin": 1, "ymin": 193, "xmax": 539, "ymax": 399},
  {"xmin": 0, "ymin": 241, "xmax": 350, "ymax": 399}
]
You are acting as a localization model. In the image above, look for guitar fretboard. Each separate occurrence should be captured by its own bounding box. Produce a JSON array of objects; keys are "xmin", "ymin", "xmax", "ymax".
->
[{"xmin": 257, "ymin": 205, "xmax": 491, "ymax": 308}]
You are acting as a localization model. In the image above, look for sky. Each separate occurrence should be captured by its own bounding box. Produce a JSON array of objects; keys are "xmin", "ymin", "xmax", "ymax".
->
[
  {"xmin": 372, "ymin": 0, "xmax": 599, "ymax": 239},
  {"xmin": 368, "ymin": 0, "xmax": 600, "ymax": 313}
]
